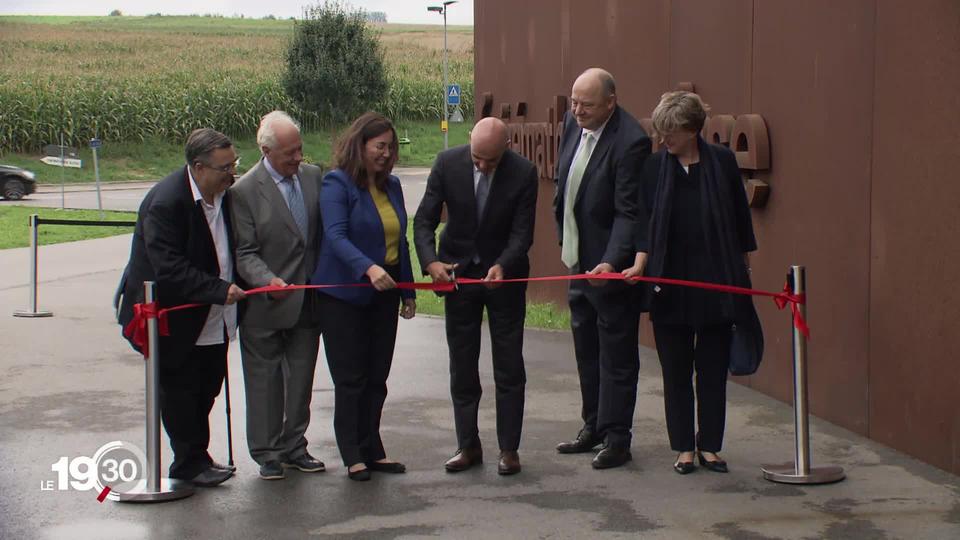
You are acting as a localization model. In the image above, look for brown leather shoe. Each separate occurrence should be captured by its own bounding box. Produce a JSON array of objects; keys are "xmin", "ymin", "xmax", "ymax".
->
[
  {"xmin": 445, "ymin": 448, "xmax": 483, "ymax": 472},
  {"xmin": 498, "ymin": 450, "xmax": 521, "ymax": 475}
]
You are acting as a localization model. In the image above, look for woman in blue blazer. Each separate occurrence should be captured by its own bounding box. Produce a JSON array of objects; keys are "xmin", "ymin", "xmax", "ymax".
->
[{"xmin": 311, "ymin": 112, "xmax": 416, "ymax": 481}]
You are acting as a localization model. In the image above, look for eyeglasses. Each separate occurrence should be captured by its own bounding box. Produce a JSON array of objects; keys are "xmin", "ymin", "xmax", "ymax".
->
[
  {"xmin": 203, "ymin": 157, "xmax": 241, "ymax": 173},
  {"xmin": 570, "ymin": 99, "xmax": 599, "ymax": 111}
]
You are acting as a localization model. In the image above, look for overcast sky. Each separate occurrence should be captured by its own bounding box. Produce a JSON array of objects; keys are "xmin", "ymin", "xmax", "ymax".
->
[{"xmin": 0, "ymin": 0, "xmax": 474, "ymax": 25}]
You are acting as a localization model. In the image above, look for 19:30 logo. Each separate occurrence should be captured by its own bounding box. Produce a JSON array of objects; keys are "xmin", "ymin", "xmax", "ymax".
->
[{"xmin": 44, "ymin": 441, "xmax": 146, "ymax": 501}]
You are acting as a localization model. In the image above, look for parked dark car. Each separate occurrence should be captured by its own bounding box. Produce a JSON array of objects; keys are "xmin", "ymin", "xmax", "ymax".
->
[{"xmin": 0, "ymin": 164, "xmax": 37, "ymax": 200}]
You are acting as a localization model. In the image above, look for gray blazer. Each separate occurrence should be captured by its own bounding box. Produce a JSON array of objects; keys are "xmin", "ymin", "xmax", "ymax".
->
[{"xmin": 230, "ymin": 159, "xmax": 322, "ymax": 329}]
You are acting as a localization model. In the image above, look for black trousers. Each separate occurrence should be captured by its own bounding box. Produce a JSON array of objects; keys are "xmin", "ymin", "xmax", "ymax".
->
[
  {"xmin": 318, "ymin": 290, "xmax": 400, "ymax": 467},
  {"xmin": 568, "ymin": 279, "xmax": 640, "ymax": 448},
  {"xmin": 159, "ymin": 341, "xmax": 227, "ymax": 480},
  {"xmin": 444, "ymin": 277, "xmax": 526, "ymax": 451},
  {"xmin": 652, "ymin": 323, "xmax": 732, "ymax": 453}
]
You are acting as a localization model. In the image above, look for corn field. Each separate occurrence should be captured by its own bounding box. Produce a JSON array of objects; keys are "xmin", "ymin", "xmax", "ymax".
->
[{"xmin": 0, "ymin": 16, "xmax": 473, "ymax": 154}]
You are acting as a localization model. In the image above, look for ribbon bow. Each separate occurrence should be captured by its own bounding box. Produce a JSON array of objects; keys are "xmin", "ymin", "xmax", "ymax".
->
[
  {"xmin": 773, "ymin": 283, "xmax": 810, "ymax": 338},
  {"xmin": 122, "ymin": 301, "xmax": 169, "ymax": 357}
]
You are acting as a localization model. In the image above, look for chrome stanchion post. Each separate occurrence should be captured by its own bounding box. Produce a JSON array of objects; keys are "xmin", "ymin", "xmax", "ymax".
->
[
  {"xmin": 14, "ymin": 214, "xmax": 53, "ymax": 318},
  {"xmin": 116, "ymin": 281, "xmax": 194, "ymax": 502},
  {"xmin": 145, "ymin": 280, "xmax": 161, "ymax": 492},
  {"xmin": 762, "ymin": 266, "xmax": 845, "ymax": 484}
]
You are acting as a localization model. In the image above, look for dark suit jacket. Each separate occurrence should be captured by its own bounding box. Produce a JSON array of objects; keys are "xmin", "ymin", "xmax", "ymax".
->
[
  {"xmin": 310, "ymin": 168, "xmax": 415, "ymax": 306},
  {"xmin": 230, "ymin": 159, "xmax": 322, "ymax": 329},
  {"xmin": 635, "ymin": 147, "xmax": 757, "ymax": 255},
  {"xmin": 553, "ymin": 106, "xmax": 651, "ymax": 271},
  {"xmin": 118, "ymin": 166, "xmax": 235, "ymax": 365},
  {"xmin": 414, "ymin": 146, "xmax": 538, "ymax": 279}
]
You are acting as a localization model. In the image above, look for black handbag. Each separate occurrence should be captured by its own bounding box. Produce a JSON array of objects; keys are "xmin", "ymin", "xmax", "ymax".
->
[{"xmin": 729, "ymin": 300, "xmax": 764, "ymax": 376}]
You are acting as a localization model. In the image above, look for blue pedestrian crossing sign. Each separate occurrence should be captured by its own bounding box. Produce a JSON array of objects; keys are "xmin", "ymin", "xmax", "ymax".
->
[{"xmin": 446, "ymin": 84, "xmax": 461, "ymax": 105}]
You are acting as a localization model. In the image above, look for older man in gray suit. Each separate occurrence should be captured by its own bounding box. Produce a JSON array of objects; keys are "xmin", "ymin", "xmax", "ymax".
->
[{"xmin": 231, "ymin": 111, "xmax": 325, "ymax": 480}]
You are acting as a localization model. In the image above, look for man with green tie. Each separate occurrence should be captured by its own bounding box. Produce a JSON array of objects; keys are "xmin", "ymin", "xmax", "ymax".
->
[{"xmin": 552, "ymin": 68, "xmax": 652, "ymax": 469}]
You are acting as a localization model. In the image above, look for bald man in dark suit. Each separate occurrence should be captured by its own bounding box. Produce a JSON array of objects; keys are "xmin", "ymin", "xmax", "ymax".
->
[{"xmin": 415, "ymin": 117, "xmax": 538, "ymax": 475}]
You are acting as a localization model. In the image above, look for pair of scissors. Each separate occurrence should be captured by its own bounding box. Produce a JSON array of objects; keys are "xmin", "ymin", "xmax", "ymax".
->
[{"xmin": 450, "ymin": 268, "xmax": 459, "ymax": 291}]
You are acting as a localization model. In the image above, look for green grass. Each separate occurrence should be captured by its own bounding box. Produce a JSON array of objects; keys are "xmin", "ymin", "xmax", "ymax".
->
[
  {"xmin": 404, "ymin": 224, "xmax": 570, "ymax": 331},
  {"xmin": 6, "ymin": 120, "xmax": 473, "ymax": 184},
  {"xmin": 0, "ymin": 206, "xmax": 135, "ymax": 249}
]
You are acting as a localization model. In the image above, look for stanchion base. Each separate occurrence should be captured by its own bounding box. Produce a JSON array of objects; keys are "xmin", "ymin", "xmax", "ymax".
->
[
  {"xmin": 13, "ymin": 310, "xmax": 53, "ymax": 318},
  {"xmin": 114, "ymin": 478, "xmax": 195, "ymax": 503},
  {"xmin": 761, "ymin": 462, "xmax": 845, "ymax": 484}
]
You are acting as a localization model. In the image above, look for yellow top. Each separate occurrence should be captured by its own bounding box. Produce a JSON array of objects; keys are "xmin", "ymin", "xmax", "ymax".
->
[{"xmin": 370, "ymin": 185, "xmax": 400, "ymax": 265}]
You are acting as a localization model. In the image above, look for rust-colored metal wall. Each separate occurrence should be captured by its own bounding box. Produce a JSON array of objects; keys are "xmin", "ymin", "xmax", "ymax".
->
[
  {"xmin": 868, "ymin": 0, "xmax": 960, "ymax": 474},
  {"xmin": 475, "ymin": 0, "xmax": 960, "ymax": 474}
]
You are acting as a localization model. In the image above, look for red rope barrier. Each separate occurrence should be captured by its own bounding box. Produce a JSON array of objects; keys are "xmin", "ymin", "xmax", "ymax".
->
[{"xmin": 123, "ymin": 272, "xmax": 808, "ymax": 356}]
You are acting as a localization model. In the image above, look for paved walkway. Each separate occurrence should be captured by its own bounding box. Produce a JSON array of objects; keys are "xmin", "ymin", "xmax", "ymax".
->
[{"xmin": 1, "ymin": 235, "xmax": 958, "ymax": 540}]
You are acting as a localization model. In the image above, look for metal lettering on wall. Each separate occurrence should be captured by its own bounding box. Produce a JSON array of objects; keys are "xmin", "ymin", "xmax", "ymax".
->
[
  {"xmin": 481, "ymin": 89, "xmax": 772, "ymax": 208},
  {"xmin": 480, "ymin": 92, "xmax": 567, "ymax": 189}
]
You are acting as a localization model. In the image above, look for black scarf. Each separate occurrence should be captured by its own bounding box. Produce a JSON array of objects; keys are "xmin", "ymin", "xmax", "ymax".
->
[{"xmin": 645, "ymin": 135, "xmax": 752, "ymax": 321}]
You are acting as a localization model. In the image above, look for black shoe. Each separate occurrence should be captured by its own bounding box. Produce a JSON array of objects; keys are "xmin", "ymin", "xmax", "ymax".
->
[
  {"xmin": 348, "ymin": 465, "xmax": 371, "ymax": 481},
  {"xmin": 697, "ymin": 451, "xmax": 728, "ymax": 473},
  {"xmin": 190, "ymin": 466, "xmax": 233, "ymax": 487},
  {"xmin": 259, "ymin": 460, "xmax": 285, "ymax": 480},
  {"xmin": 210, "ymin": 461, "xmax": 236, "ymax": 473},
  {"xmin": 591, "ymin": 447, "xmax": 632, "ymax": 469},
  {"xmin": 556, "ymin": 430, "xmax": 602, "ymax": 454},
  {"xmin": 366, "ymin": 461, "xmax": 406, "ymax": 474},
  {"xmin": 282, "ymin": 453, "xmax": 326, "ymax": 473},
  {"xmin": 673, "ymin": 455, "xmax": 696, "ymax": 475}
]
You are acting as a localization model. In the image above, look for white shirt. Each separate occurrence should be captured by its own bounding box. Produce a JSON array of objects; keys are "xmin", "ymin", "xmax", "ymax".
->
[
  {"xmin": 564, "ymin": 116, "xmax": 610, "ymax": 188},
  {"xmin": 473, "ymin": 164, "xmax": 496, "ymax": 193},
  {"xmin": 187, "ymin": 168, "xmax": 237, "ymax": 346}
]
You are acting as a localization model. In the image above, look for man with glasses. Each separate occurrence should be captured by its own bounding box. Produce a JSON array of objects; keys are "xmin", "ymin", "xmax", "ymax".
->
[
  {"xmin": 118, "ymin": 128, "xmax": 246, "ymax": 487},
  {"xmin": 230, "ymin": 111, "xmax": 325, "ymax": 481},
  {"xmin": 553, "ymin": 68, "xmax": 651, "ymax": 469}
]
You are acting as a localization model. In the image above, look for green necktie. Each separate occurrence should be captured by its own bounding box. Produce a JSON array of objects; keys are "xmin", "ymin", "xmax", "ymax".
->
[{"xmin": 561, "ymin": 132, "xmax": 596, "ymax": 268}]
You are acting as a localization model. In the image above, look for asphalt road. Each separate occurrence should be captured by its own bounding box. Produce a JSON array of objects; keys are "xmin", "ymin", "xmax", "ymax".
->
[{"xmin": 1, "ymin": 234, "xmax": 959, "ymax": 539}]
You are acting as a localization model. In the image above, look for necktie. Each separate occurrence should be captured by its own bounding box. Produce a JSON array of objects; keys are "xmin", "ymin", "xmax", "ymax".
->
[
  {"xmin": 475, "ymin": 171, "xmax": 490, "ymax": 222},
  {"xmin": 561, "ymin": 132, "xmax": 596, "ymax": 268},
  {"xmin": 282, "ymin": 176, "xmax": 309, "ymax": 240}
]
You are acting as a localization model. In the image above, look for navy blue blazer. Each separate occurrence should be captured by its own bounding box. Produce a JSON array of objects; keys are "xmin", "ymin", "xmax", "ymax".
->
[{"xmin": 311, "ymin": 168, "xmax": 415, "ymax": 305}]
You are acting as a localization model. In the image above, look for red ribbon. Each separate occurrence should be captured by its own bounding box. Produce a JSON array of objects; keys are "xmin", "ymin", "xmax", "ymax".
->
[
  {"xmin": 123, "ymin": 301, "xmax": 167, "ymax": 358},
  {"xmin": 124, "ymin": 272, "xmax": 809, "ymax": 356},
  {"xmin": 773, "ymin": 282, "xmax": 810, "ymax": 338}
]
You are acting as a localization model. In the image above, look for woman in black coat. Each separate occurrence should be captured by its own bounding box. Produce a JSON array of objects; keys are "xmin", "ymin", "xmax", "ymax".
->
[{"xmin": 622, "ymin": 91, "xmax": 757, "ymax": 474}]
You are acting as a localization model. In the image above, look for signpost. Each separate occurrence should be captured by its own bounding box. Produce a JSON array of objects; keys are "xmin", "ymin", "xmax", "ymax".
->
[
  {"xmin": 90, "ymin": 138, "xmax": 103, "ymax": 218},
  {"xmin": 42, "ymin": 139, "xmax": 81, "ymax": 209},
  {"xmin": 428, "ymin": 1, "xmax": 457, "ymax": 149},
  {"xmin": 40, "ymin": 156, "xmax": 83, "ymax": 168},
  {"xmin": 446, "ymin": 84, "xmax": 461, "ymax": 105},
  {"xmin": 447, "ymin": 83, "xmax": 464, "ymax": 123}
]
